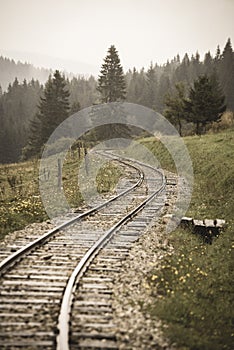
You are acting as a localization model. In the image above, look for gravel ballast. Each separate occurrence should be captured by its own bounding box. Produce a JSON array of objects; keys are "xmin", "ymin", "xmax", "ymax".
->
[
  {"xmin": 0, "ymin": 172, "xmax": 179, "ymax": 349},
  {"xmin": 112, "ymin": 174, "xmax": 178, "ymax": 349}
]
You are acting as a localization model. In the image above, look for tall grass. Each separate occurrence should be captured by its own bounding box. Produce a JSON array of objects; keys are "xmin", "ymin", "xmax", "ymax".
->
[
  {"xmin": 142, "ymin": 130, "xmax": 234, "ymax": 350},
  {"xmin": 0, "ymin": 150, "xmax": 122, "ymax": 240}
]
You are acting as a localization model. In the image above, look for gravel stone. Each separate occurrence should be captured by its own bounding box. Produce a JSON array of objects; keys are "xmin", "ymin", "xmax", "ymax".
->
[{"xmin": 112, "ymin": 172, "xmax": 178, "ymax": 350}]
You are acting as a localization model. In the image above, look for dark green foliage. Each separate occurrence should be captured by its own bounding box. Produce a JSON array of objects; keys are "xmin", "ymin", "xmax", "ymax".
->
[
  {"xmin": 81, "ymin": 103, "xmax": 131, "ymax": 144},
  {"xmin": 204, "ymin": 51, "xmax": 214, "ymax": 75},
  {"xmin": 70, "ymin": 101, "xmax": 81, "ymax": 114},
  {"xmin": 23, "ymin": 70, "xmax": 70, "ymax": 159},
  {"xmin": 184, "ymin": 74, "xmax": 226, "ymax": 134},
  {"xmin": 0, "ymin": 78, "xmax": 43, "ymax": 163},
  {"xmin": 190, "ymin": 52, "xmax": 201, "ymax": 80},
  {"xmin": 69, "ymin": 75, "xmax": 97, "ymax": 108},
  {"xmin": 218, "ymin": 38, "xmax": 234, "ymax": 111},
  {"xmin": 145, "ymin": 62, "xmax": 158, "ymax": 109},
  {"xmin": 127, "ymin": 67, "xmax": 148, "ymax": 106},
  {"xmin": 126, "ymin": 67, "xmax": 146, "ymax": 104},
  {"xmin": 1, "ymin": 39, "xmax": 234, "ymax": 164},
  {"xmin": 173, "ymin": 53, "xmax": 191, "ymax": 85},
  {"xmin": 97, "ymin": 45, "xmax": 126, "ymax": 102},
  {"xmin": 94, "ymin": 47, "xmax": 128, "ymax": 142},
  {"xmin": 157, "ymin": 73, "xmax": 171, "ymax": 113},
  {"xmin": 164, "ymin": 82, "xmax": 186, "ymax": 136}
]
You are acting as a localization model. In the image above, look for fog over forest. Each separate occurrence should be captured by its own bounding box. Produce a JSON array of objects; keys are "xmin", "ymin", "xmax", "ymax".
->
[{"xmin": 0, "ymin": 38, "xmax": 234, "ymax": 163}]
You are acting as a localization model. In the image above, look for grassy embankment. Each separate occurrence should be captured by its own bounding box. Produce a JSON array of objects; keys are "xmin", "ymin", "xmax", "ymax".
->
[
  {"xmin": 0, "ymin": 149, "xmax": 122, "ymax": 240},
  {"xmin": 141, "ymin": 130, "xmax": 234, "ymax": 350}
]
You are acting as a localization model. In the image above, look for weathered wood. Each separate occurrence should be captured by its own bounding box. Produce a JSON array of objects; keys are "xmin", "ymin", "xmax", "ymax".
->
[
  {"xmin": 193, "ymin": 220, "xmax": 207, "ymax": 236},
  {"xmin": 180, "ymin": 216, "xmax": 194, "ymax": 228},
  {"xmin": 214, "ymin": 219, "xmax": 226, "ymax": 228},
  {"xmin": 180, "ymin": 217, "xmax": 226, "ymax": 243}
]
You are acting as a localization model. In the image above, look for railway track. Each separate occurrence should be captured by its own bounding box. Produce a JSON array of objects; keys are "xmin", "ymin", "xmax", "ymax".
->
[{"xmin": 0, "ymin": 152, "xmax": 174, "ymax": 349}]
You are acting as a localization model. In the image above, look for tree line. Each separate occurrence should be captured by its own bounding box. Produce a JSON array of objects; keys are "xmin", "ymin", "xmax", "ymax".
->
[
  {"xmin": 0, "ymin": 75, "xmax": 97, "ymax": 163},
  {"xmin": 0, "ymin": 56, "xmax": 51, "ymax": 92},
  {"xmin": 0, "ymin": 39, "xmax": 233, "ymax": 163}
]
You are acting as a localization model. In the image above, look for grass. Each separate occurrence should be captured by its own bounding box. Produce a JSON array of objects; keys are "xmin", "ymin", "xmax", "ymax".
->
[
  {"xmin": 141, "ymin": 129, "xmax": 234, "ymax": 350},
  {"xmin": 0, "ymin": 149, "xmax": 122, "ymax": 240},
  {"xmin": 0, "ymin": 159, "xmax": 47, "ymax": 240},
  {"xmin": 1, "ymin": 130, "xmax": 233, "ymax": 348},
  {"xmin": 96, "ymin": 162, "xmax": 122, "ymax": 193}
]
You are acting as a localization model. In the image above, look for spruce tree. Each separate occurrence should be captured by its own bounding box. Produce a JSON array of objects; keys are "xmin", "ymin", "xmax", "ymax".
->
[
  {"xmin": 157, "ymin": 73, "xmax": 171, "ymax": 113},
  {"xmin": 145, "ymin": 62, "xmax": 158, "ymax": 109},
  {"xmin": 164, "ymin": 82, "xmax": 186, "ymax": 136},
  {"xmin": 219, "ymin": 38, "xmax": 234, "ymax": 110},
  {"xmin": 215, "ymin": 45, "xmax": 221, "ymax": 61},
  {"xmin": 130, "ymin": 67, "xmax": 148, "ymax": 106},
  {"xmin": 97, "ymin": 45, "xmax": 126, "ymax": 103},
  {"xmin": 174, "ymin": 53, "xmax": 190, "ymax": 84},
  {"xmin": 23, "ymin": 70, "xmax": 70, "ymax": 158},
  {"xmin": 184, "ymin": 74, "xmax": 226, "ymax": 134},
  {"xmin": 204, "ymin": 51, "xmax": 214, "ymax": 75},
  {"xmin": 39, "ymin": 70, "xmax": 70, "ymax": 140},
  {"xmin": 126, "ymin": 67, "xmax": 139, "ymax": 103}
]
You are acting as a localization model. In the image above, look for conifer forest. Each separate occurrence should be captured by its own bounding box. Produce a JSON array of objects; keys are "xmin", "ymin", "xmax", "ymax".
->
[{"xmin": 0, "ymin": 38, "xmax": 233, "ymax": 164}]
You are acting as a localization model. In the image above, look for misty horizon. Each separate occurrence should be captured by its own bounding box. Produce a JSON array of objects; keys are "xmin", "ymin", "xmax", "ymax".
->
[
  {"xmin": 1, "ymin": 37, "xmax": 232, "ymax": 80},
  {"xmin": 1, "ymin": 0, "xmax": 233, "ymax": 78}
]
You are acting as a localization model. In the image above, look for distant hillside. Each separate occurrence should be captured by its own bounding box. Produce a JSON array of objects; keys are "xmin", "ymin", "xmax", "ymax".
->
[{"xmin": 0, "ymin": 56, "xmax": 52, "ymax": 91}]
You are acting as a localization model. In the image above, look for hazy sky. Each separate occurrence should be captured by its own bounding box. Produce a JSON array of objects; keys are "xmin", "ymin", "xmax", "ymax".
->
[{"xmin": 0, "ymin": 0, "xmax": 234, "ymax": 75}]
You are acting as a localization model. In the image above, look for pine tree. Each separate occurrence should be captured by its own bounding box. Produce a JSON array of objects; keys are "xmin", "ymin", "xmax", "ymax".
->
[
  {"xmin": 145, "ymin": 62, "xmax": 158, "ymax": 109},
  {"xmin": 184, "ymin": 74, "xmax": 226, "ymax": 134},
  {"xmin": 23, "ymin": 70, "xmax": 70, "ymax": 158},
  {"xmin": 190, "ymin": 51, "xmax": 202, "ymax": 80},
  {"xmin": 164, "ymin": 82, "xmax": 186, "ymax": 136},
  {"xmin": 69, "ymin": 76, "xmax": 97, "ymax": 108},
  {"xmin": 97, "ymin": 45, "xmax": 126, "ymax": 103},
  {"xmin": 204, "ymin": 51, "xmax": 214, "ymax": 75},
  {"xmin": 215, "ymin": 45, "xmax": 221, "ymax": 61},
  {"xmin": 70, "ymin": 101, "xmax": 81, "ymax": 114},
  {"xmin": 0, "ymin": 95, "xmax": 5, "ymax": 162},
  {"xmin": 135, "ymin": 68, "xmax": 148, "ymax": 105},
  {"xmin": 126, "ymin": 67, "xmax": 139, "ymax": 103},
  {"xmin": 218, "ymin": 38, "xmax": 234, "ymax": 110},
  {"xmin": 157, "ymin": 73, "xmax": 171, "ymax": 113},
  {"xmin": 0, "ymin": 78, "xmax": 43, "ymax": 163},
  {"xmin": 174, "ymin": 53, "xmax": 190, "ymax": 84}
]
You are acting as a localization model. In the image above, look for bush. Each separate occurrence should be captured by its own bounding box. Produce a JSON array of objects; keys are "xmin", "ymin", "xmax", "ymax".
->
[{"xmin": 210, "ymin": 111, "xmax": 234, "ymax": 133}]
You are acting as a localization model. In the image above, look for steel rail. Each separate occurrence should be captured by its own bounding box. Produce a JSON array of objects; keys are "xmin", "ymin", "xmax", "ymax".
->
[
  {"xmin": 0, "ymin": 159, "xmax": 144, "ymax": 275},
  {"xmin": 101, "ymin": 150, "xmax": 164, "ymax": 176},
  {"xmin": 56, "ymin": 157, "xmax": 166, "ymax": 350}
]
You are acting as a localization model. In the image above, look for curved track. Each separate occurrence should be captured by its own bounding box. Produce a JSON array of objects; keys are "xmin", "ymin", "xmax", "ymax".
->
[{"xmin": 0, "ymin": 152, "xmax": 169, "ymax": 350}]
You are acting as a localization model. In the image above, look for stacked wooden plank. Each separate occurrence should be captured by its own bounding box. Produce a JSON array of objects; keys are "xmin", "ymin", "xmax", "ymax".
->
[{"xmin": 180, "ymin": 217, "xmax": 226, "ymax": 243}]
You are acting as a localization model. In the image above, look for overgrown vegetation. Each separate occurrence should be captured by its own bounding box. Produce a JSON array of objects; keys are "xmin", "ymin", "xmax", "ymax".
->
[
  {"xmin": 0, "ymin": 160, "xmax": 47, "ymax": 240},
  {"xmin": 165, "ymin": 75, "xmax": 226, "ymax": 136},
  {"xmin": 0, "ymin": 149, "xmax": 122, "ymax": 240},
  {"xmin": 96, "ymin": 162, "xmax": 122, "ymax": 194},
  {"xmin": 142, "ymin": 129, "xmax": 234, "ymax": 350}
]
